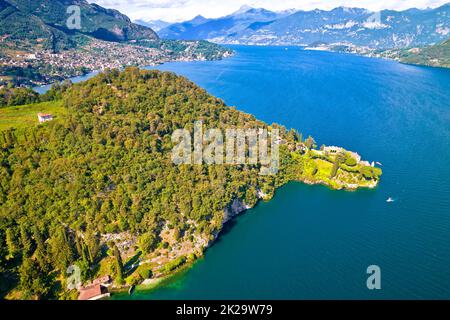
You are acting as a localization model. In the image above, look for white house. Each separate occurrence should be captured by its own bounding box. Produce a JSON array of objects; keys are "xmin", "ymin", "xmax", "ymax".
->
[{"xmin": 37, "ymin": 113, "xmax": 53, "ymax": 123}]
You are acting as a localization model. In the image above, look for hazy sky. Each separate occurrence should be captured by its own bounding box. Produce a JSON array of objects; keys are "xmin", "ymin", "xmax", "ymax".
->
[{"xmin": 88, "ymin": 0, "xmax": 450, "ymax": 22}]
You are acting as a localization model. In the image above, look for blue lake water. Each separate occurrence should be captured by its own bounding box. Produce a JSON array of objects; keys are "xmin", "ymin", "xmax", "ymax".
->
[
  {"xmin": 34, "ymin": 71, "xmax": 100, "ymax": 94},
  {"xmin": 48, "ymin": 45, "xmax": 450, "ymax": 299}
]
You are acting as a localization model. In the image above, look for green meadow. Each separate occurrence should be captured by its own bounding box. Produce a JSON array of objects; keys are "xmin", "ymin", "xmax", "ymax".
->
[{"xmin": 0, "ymin": 100, "xmax": 66, "ymax": 131}]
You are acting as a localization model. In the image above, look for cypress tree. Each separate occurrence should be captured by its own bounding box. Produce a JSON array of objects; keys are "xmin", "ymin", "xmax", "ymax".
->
[{"xmin": 113, "ymin": 243, "xmax": 124, "ymax": 285}]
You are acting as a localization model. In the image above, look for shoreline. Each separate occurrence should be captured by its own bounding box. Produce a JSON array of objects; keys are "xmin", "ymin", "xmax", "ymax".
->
[
  {"xmin": 30, "ymin": 50, "xmax": 235, "ymax": 92},
  {"xmin": 218, "ymin": 43, "xmax": 450, "ymax": 70},
  {"xmin": 2, "ymin": 66, "xmax": 381, "ymax": 300},
  {"xmin": 30, "ymin": 44, "xmax": 447, "ymax": 94},
  {"xmin": 108, "ymin": 175, "xmax": 378, "ymax": 299}
]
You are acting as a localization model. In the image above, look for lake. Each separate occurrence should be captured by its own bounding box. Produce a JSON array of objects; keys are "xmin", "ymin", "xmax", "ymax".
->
[{"xmin": 46, "ymin": 45, "xmax": 450, "ymax": 299}]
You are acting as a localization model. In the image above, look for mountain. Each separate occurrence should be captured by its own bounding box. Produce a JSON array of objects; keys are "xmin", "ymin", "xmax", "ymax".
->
[
  {"xmin": 159, "ymin": 6, "xmax": 287, "ymax": 40},
  {"xmin": 0, "ymin": 0, "xmax": 231, "ymax": 86},
  {"xmin": 134, "ymin": 19, "xmax": 171, "ymax": 32},
  {"xmin": 378, "ymin": 37, "xmax": 450, "ymax": 68},
  {"xmin": 161, "ymin": 4, "xmax": 450, "ymax": 49},
  {"xmin": 0, "ymin": 0, "xmax": 75, "ymax": 52},
  {"xmin": 158, "ymin": 15, "xmax": 210, "ymax": 39},
  {"xmin": 0, "ymin": 0, "xmax": 159, "ymax": 53},
  {"xmin": 3, "ymin": 0, "xmax": 158, "ymax": 46}
]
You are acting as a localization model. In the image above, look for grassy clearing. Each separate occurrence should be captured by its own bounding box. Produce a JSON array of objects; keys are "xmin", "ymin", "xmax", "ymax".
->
[{"xmin": 0, "ymin": 100, "xmax": 66, "ymax": 131}]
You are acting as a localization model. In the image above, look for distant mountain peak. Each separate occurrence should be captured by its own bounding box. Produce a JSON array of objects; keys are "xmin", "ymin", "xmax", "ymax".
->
[
  {"xmin": 191, "ymin": 15, "xmax": 207, "ymax": 22},
  {"xmin": 234, "ymin": 5, "xmax": 254, "ymax": 14},
  {"xmin": 134, "ymin": 19, "xmax": 171, "ymax": 31}
]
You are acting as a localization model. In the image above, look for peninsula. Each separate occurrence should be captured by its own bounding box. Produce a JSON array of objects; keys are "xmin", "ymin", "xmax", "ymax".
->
[{"xmin": 0, "ymin": 68, "xmax": 381, "ymax": 299}]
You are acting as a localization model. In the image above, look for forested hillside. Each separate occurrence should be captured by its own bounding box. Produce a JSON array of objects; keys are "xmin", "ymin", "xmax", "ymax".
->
[
  {"xmin": 0, "ymin": 68, "xmax": 381, "ymax": 299},
  {"xmin": 389, "ymin": 38, "xmax": 450, "ymax": 68}
]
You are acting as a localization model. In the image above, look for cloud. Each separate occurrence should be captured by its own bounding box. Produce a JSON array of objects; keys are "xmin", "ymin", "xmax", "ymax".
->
[{"xmin": 88, "ymin": 0, "xmax": 450, "ymax": 22}]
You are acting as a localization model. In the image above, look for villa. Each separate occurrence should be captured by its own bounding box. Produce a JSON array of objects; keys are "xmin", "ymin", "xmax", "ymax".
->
[
  {"xmin": 323, "ymin": 146, "xmax": 344, "ymax": 154},
  {"xmin": 323, "ymin": 146, "xmax": 361, "ymax": 163}
]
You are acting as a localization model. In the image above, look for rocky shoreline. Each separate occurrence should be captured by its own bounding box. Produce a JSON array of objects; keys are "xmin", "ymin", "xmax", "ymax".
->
[{"xmin": 115, "ymin": 173, "xmax": 379, "ymax": 298}]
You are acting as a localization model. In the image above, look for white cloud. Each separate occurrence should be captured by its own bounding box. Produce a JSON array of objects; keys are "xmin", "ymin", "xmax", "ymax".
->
[{"xmin": 88, "ymin": 0, "xmax": 450, "ymax": 22}]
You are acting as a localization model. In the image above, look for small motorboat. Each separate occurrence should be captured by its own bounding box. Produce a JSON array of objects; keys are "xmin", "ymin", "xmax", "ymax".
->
[
  {"xmin": 386, "ymin": 197, "xmax": 395, "ymax": 203},
  {"xmin": 128, "ymin": 285, "xmax": 135, "ymax": 295}
]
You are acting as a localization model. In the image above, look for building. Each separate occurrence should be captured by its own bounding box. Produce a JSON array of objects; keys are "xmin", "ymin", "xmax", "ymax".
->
[
  {"xmin": 323, "ymin": 146, "xmax": 361, "ymax": 163},
  {"xmin": 37, "ymin": 113, "xmax": 53, "ymax": 123},
  {"xmin": 93, "ymin": 275, "xmax": 111, "ymax": 286},
  {"xmin": 323, "ymin": 146, "xmax": 344, "ymax": 154},
  {"xmin": 78, "ymin": 284, "xmax": 110, "ymax": 300}
]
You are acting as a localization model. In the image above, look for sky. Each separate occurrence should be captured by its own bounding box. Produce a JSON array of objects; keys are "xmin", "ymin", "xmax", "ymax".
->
[{"xmin": 88, "ymin": 0, "xmax": 450, "ymax": 22}]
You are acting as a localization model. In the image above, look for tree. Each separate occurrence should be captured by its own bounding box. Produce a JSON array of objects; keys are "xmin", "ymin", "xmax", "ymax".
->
[
  {"xmin": 20, "ymin": 225, "xmax": 33, "ymax": 258},
  {"xmin": 112, "ymin": 243, "xmax": 124, "ymax": 285},
  {"xmin": 19, "ymin": 257, "xmax": 50, "ymax": 299},
  {"xmin": 305, "ymin": 136, "xmax": 316, "ymax": 149},
  {"xmin": 49, "ymin": 227, "xmax": 74, "ymax": 271},
  {"xmin": 84, "ymin": 229, "xmax": 100, "ymax": 265},
  {"xmin": 0, "ymin": 87, "xmax": 40, "ymax": 108},
  {"xmin": 173, "ymin": 228, "xmax": 181, "ymax": 241},
  {"xmin": 345, "ymin": 156, "xmax": 357, "ymax": 167},
  {"xmin": 33, "ymin": 227, "xmax": 50, "ymax": 273},
  {"xmin": 137, "ymin": 232, "xmax": 158, "ymax": 255},
  {"xmin": 5, "ymin": 228, "xmax": 19, "ymax": 260},
  {"xmin": 0, "ymin": 238, "xmax": 7, "ymax": 273},
  {"xmin": 330, "ymin": 161, "xmax": 340, "ymax": 178},
  {"xmin": 330, "ymin": 152, "xmax": 346, "ymax": 178}
]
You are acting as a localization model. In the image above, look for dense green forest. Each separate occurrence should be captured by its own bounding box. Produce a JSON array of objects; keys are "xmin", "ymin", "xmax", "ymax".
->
[
  {"xmin": 399, "ymin": 37, "xmax": 450, "ymax": 68},
  {"xmin": 377, "ymin": 37, "xmax": 450, "ymax": 69},
  {"xmin": 0, "ymin": 68, "xmax": 381, "ymax": 299},
  {"xmin": 0, "ymin": 81, "xmax": 73, "ymax": 108}
]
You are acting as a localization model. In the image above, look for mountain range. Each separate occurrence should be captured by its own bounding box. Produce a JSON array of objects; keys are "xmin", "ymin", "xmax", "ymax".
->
[
  {"xmin": 158, "ymin": 6, "xmax": 292, "ymax": 41},
  {"xmin": 158, "ymin": 4, "xmax": 450, "ymax": 49}
]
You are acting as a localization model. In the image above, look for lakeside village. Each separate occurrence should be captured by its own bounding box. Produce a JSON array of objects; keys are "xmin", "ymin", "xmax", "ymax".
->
[
  {"xmin": 0, "ymin": 38, "xmax": 229, "ymax": 87},
  {"xmin": 0, "ymin": 39, "xmax": 162, "ymax": 87}
]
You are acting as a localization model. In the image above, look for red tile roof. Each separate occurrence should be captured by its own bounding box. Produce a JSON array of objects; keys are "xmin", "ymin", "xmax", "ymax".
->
[{"xmin": 78, "ymin": 284, "xmax": 103, "ymax": 300}]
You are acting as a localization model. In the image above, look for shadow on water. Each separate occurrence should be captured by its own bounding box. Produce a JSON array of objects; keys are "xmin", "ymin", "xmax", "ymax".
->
[
  {"xmin": 212, "ymin": 219, "xmax": 238, "ymax": 246},
  {"xmin": 210, "ymin": 198, "xmax": 265, "ymax": 247}
]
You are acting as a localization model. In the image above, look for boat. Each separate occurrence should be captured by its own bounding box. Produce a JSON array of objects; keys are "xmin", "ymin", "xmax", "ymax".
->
[
  {"xmin": 386, "ymin": 197, "xmax": 395, "ymax": 203},
  {"xmin": 128, "ymin": 285, "xmax": 135, "ymax": 295},
  {"xmin": 376, "ymin": 162, "xmax": 383, "ymax": 166}
]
